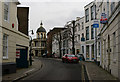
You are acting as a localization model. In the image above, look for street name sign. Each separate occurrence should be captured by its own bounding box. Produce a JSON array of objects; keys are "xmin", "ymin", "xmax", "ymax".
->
[{"xmin": 93, "ymin": 20, "xmax": 99, "ymax": 28}]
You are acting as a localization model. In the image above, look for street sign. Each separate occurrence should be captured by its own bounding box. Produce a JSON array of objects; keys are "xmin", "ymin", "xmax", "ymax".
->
[
  {"xmin": 93, "ymin": 20, "xmax": 99, "ymax": 28},
  {"xmin": 93, "ymin": 24, "xmax": 99, "ymax": 28}
]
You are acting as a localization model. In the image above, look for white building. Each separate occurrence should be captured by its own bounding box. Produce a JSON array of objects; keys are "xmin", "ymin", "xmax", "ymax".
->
[
  {"xmin": 84, "ymin": 1, "xmax": 97, "ymax": 61},
  {"xmin": 96, "ymin": 0, "xmax": 120, "ymax": 79},
  {"xmin": 75, "ymin": 17, "xmax": 86, "ymax": 58}
]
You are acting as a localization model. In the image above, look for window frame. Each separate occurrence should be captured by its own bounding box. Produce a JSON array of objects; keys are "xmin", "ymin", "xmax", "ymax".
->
[
  {"xmin": 91, "ymin": 25, "xmax": 94, "ymax": 39},
  {"xmin": 91, "ymin": 5, "xmax": 94, "ymax": 20},
  {"xmin": 4, "ymin": 2, "xmax": 9, "ymax": 21},
  {"xmin": 86, "ymin": 26, "xmax": 89, "ymax": 40},
  {"xmin": 85, "ymin": 8, "xmax": 89, "ymax": 22},
  {"xmin": 3, "ymin": 34, "xmax": 8, "ymax": 59}
]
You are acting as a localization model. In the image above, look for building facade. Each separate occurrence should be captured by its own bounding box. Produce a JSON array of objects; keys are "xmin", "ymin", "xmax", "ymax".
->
[
  {"xmin": 17, "ymin": 7, "xmax": 29, "ymax": 36},
  {"xmin": 0, "ymin": 1, "xmax": 29, "ymax": 75},
  {"xmin": 75, "ymin": 17, "xmax": 86, "ymax": 57},
  {"xmin": 84, "ymin": 1, "xmax": 97, "ymax": 61},
  {"xmin": 47, "ymin": 27, "xmax": 66, "ymax": 57},
  {"xmin": 61, "ymin": 27, "xmax": 72, "ymax": 56},
  {"xmin": 32, "ymin": 22, "xmax": 47, "ymax": 57},
  {"xmin": 97, "ymin": 1, "xmax": 120, "ymax": 79},
  {"xmin": 52, "ymin": 29, "xmax": 64, "ymax": 58}
]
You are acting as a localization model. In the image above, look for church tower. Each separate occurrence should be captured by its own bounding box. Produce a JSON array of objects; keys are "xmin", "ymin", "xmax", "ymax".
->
[{"xmin": 32, "ymin": 21, "xmax": 47, "ymax": 57}]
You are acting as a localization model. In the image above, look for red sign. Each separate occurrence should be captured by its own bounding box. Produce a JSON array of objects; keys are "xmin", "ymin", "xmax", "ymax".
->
[
  {"xmin": 16, "ymin": 50, "xmax": 20, "ymax": 58},
  {"xmin": 100, "ymin": 13, "xmax": 108, "ymax": 24}
]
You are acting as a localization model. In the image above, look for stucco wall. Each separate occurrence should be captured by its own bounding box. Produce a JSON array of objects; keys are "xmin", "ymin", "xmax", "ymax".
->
[
  {"xmin": 2, "ymin": 2, "xmax": 18, "ymax": 30},
  {"xmin": 101, "ymin": 4, "xmax": 120, "ymax": 78},
  {"xmin": 1, "ymin": 2, "xmax": 29, "ymax": 63},
  {"xmin": 0, "ymin": 1, "xmax": 2, "ymax": 63},
  {"xmin": 2, "ymin": 27, "xmax": 29, "ymax": 63},
  {"xmin": 118, "ymin": 13, "xmax": 120, "ymax": 79}
]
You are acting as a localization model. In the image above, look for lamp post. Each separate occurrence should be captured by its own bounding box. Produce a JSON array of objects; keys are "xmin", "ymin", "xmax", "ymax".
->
[{"xmin": 29, "ymin": 30, "xmax": 34, "ymax": 66}]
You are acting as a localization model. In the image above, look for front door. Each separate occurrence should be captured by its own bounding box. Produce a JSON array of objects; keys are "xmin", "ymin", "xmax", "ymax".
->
[{"xmin": 16, "ymin": 49, "xmax": 28, "ymax": 68}]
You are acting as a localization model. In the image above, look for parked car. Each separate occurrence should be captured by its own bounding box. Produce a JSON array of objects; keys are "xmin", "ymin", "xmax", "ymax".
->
[
  {"xmin": 62, "ymin": 54, "xmax": 79, "ymax": 63},
  {"xmin": 76, "ymin": 53, "xmax": 85, "ymax": 61}
]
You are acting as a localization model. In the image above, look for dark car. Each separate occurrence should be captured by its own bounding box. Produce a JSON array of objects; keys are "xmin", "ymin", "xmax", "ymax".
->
[{"xmin": 62, "ymin": 54, "xmax": 79, "ymax": 63}]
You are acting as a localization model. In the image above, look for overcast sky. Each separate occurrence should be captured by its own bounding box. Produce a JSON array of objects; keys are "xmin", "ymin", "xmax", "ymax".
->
[{"xmin": 18, "ymin": 0, "xmax": 94, "ymax": 38}]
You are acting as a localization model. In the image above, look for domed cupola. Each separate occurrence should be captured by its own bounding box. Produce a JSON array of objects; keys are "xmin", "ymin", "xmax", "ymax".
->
[{"xmin": 36, "ymin": 22, "xmax": 46, "ymax": 33}]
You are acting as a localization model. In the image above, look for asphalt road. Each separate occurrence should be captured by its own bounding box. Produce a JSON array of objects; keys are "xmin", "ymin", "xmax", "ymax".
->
[{"xmin": 19, "ymin": 58, "xmax": 83, "ymax": 81}]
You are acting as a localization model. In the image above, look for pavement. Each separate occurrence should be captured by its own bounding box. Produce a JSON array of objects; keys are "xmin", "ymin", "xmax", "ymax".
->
[
  {"xmin": 81, "ymin": 61, "xmax": 118, "ymax": 80},
  {"xmin": 2, "ymin": 57, "xmax": 43, "ymax": 82}
]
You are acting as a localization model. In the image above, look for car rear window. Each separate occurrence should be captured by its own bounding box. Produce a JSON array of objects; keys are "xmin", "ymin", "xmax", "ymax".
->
[{"xmin": 67, "ymin": 55, "xmax": 75, "ymax": 57}]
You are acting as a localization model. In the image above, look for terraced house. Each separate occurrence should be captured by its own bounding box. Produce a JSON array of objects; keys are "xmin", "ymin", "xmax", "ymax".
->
[
  {"xmin": 84, "ymin": 1, "xmax": 97, "ymax": 62},
  {"xmin": 0, "ymin": 0, "xmax": 29, "ymax": 75},
  {"xmin": 96, "ymin": 1, "xmax": 120, "ymax": 79}
]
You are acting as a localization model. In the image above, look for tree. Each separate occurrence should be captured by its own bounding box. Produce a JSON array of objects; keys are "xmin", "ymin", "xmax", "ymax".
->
[{"xmin": 53, "ymin": 32, "xmax": 62, "ymax": 58}]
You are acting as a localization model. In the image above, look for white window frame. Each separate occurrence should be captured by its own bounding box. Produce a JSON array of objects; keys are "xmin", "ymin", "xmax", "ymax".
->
[
  {"xmin": 91, "ymin": 25, "xmax": 94, "ymax": 39},
  {"xmin": 91, "ymin": 5, "xmax": 94, "ymax": 20},
  {"xmin": 4, "ymin": 2, "xmax": 9, "ymax": 22},
  {"xmin": 3, "ymin": 34, "xmax": 8, "ymax": 59},
  {"xmin": 85, "ymin": 8, "xmax": 89, "ymax": 22},
  {"xmin": 113, "ymin": 32, "xmax": 116, "ymax": 59},
  {"xmin": 86, "ymin": 26, "xmax": 89, "ymax": 40}
]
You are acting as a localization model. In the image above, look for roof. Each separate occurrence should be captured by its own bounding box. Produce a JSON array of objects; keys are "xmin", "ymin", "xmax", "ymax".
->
[
  {"xmin": 36, "ymin": 22, "xmax": 46, "ymax": 33},
  {"xmin": 36, "ymin": 27, "xmax": 46, "ymax": 33}
]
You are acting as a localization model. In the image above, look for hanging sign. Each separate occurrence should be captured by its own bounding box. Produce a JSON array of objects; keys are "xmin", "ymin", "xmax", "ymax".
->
[{"xmin": 100, "ymin": 13, "xmax": 108, "ymax": 24}]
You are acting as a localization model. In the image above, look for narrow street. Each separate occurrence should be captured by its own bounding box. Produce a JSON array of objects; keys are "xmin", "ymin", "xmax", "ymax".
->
[{"xmin": 18, "ymin": 58, "xmax": 84, "ymax": 81}]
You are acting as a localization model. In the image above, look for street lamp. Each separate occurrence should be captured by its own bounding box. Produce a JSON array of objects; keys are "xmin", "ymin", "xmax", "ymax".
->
[{"xmin": 29, "ymin": 30, "xmax": 34, "ymax": 66}]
